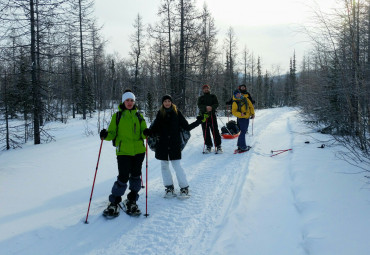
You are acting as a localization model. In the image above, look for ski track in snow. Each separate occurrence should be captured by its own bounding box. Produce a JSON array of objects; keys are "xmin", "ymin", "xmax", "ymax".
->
[{"xmin": 1, "ymin": 108, "xmax": 370, "ymax": 255}]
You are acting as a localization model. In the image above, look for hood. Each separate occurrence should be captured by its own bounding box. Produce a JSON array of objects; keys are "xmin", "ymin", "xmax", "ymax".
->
[{"xmin": 232, "ymin": 95, "xmax": 244, "ymax": 101}]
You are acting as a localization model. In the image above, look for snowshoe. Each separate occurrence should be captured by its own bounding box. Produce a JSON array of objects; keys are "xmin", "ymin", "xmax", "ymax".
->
[
  {"xmin": 178, "ymin": 187, "xmax": 190, "ymax": 199},
  {"xmin": 164, "ymin": 185, "xmax": 177, "ymax": 198},
  {"xmin": 123, "ymin": 199, "xmax": 141, "ymax": 216},
  {"xmin": 234, "ymin": 146, "xmax": 252, "ymax": 154},
  {"xmin": 103, "ymin": 202, "xmax": 120, "ymax": 218}
]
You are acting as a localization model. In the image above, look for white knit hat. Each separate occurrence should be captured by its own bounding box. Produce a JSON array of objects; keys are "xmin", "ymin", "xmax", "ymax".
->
[{"xmin": 122, "ymin": 92, "xmax": 136, "ymax": 102}]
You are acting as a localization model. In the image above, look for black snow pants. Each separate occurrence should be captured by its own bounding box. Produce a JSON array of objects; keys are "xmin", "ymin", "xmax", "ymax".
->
[{"xmin": 109, "ymin": 153, "xmax": 145, "ymax": 204}]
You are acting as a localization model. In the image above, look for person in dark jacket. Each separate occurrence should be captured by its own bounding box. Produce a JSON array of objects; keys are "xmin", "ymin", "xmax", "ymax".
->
[
  {"xmin": 197, "ymin": 84, "xmax": 223, "ymax": 154},
  {"xmin": 143, "ymin": 95, "xmax": 206, "ymax": 196},
  {"xmin": 99, "ymin": 90, "xmax": 147, "ymax": 216}
]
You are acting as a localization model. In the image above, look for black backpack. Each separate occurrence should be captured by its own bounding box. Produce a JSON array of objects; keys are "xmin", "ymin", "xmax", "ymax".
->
[
  {"xmin": 112, "ymin": 111, "xmax": 144, "ymax": 147},
  {"xmin": 222, "ymin": 120, "xmax": 240, "ymax": 135},
  {"xmin": 147, "ymin": 121, "xmax": 158, "ymax": 151}
]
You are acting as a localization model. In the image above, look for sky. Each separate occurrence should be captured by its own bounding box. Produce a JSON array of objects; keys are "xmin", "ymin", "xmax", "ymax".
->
[{"xmin": 94, "ymin": 0, "xmax": 341, "ymax": 73}]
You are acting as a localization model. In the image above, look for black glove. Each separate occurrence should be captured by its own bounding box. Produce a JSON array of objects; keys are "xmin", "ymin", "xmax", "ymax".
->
[
  {"xmin": 100, "ymin": 129, "xmax": 108, "ymax": 140},
  {"xmin": 143, "ymin": 128, "xmax": 152, "ymax": 137}
]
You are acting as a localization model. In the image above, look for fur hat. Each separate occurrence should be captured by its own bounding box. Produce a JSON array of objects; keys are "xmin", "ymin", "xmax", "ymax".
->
[
  {"xmin": 122, "ymin": 92, "xmax": 136, "ymax": 102},
  {"xmin": 161, "ymin": 94, "xmax": 173, "ymax": 103},
  {"xmin": 238, "ymin": 84, "xmax": 247, "ymax": 90},
  {"xmin": 202, "ymin": 84, "xmax": 210, "ymax": 89}
]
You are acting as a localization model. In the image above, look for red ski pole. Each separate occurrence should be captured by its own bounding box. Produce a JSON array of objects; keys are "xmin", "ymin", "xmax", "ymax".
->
[
  {"xmin": 271, "ymin": 149, "xmax": 292, "ymax": 157},
  {"xmin": 271, "ymin": 149, "xmax": 292, "ymax": 153},
  {"xmin": 144, "ymin": 139, "xmax": 149, "ymax": 217},
  {"xmin": 85, "ymin": 139, "xmax": 104, "ymax": 224}
]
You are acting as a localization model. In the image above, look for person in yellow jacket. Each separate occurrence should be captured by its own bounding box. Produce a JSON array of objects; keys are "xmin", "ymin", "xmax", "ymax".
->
[{"xmin": 231, "ymin": 89, "xmax": 255, "ymax": 152}]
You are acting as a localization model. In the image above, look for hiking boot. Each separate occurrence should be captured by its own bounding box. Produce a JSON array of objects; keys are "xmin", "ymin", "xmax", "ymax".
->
[
  {"xmin": 103, "ymin": 202, "xmax": 120, "ymax": 217},
  {"xmin": 237, "ymin": 146, "xmax": 251, "ymax": 153},
  {"xmin": 165, "ymin": 185, "xmax": 175, "ymax": 196},
  {"xmin": 204, "ymin": 146, "xmax": 212, "ymax": 154},
  {"xmin": 216, "ymin": 146, "xmax": 223, "ymax": 154},
  {"xmin": 180, "ymin": 186, "xmax": 189, "ymax": 195},
  {"xmin": 124, "ymin": 199, "xmax": 139, "ymax": 213}
]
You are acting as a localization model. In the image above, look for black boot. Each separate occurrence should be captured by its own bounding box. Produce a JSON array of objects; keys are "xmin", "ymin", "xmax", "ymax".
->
[
  {"xmin": 180, "ymin": 186, "xmax": 189, "ymax": 195},
  {"xmin": 164, "ymin": 185, "xmax": 176, "ymax": 198},
  {"xmin": 123, "ymin": 199, "xmax": 141, "ymax": 216},
  {"xmin": 103, "ymin": 202, "xmax": 120, "ymax": 217}
]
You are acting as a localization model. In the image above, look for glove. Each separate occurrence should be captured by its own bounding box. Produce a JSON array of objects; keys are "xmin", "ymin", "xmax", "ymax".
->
[
  {"xmin": 197, "ymin": 113, "xmax": 209, "ymax": 123},
  {"xmin": 143, "ymin": 128, "xmax": 152, "ymax": 137},
  {"xmin": 100, "ymin": 129, "xmax": 108, "ymax": 140},
  {"xmin": 250, "ymin": 114, "xmax": 255, "ymax": 119}
]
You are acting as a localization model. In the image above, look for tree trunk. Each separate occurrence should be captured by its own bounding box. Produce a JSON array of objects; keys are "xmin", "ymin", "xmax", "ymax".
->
[
  {"xmin": 179, "ymin": 0, "xmax": 185, "ymax": 110},
  {"xmin": 30, "ymin": 0, "xmax": 41, "ymax": 144},
  {"xmin": 4, "ymin": 72, "xmax": 10, "ymax": 150},
  {"xmin": 36, "ymin": 0, "xmax": 43, "ymax": 126},
  {"xmin": 166, "ymin": 2, "xmax": 176, "ymax": 96},
  {"xmin": 78, "ymin": 0, "xmax": 86, "ymax": 119}
]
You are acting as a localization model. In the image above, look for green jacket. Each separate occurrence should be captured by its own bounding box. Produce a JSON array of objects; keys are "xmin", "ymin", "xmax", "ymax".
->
[
  {"xmin": 105, "ymin": 106, "xmax": 147, "ymax": 156},
  {"xmin": 197, "ymin": 92, "xmax": 219, "ymax": 115}
]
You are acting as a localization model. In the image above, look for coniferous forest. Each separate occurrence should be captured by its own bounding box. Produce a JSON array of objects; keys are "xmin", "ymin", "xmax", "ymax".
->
[{"xmin": 0, "ymin": 0, "xmax": 369, "ymax": 167}]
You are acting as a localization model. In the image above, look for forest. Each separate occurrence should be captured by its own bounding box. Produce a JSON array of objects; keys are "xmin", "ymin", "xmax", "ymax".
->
[{"xmin": 0, "ymin": 0, "xmax": 369, "ymax": 168}]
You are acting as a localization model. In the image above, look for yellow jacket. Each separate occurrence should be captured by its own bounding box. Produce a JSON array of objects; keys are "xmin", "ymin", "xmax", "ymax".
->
[{"xmin": 231, "ymin": 95, "xmax": 255, "ymax": 119}]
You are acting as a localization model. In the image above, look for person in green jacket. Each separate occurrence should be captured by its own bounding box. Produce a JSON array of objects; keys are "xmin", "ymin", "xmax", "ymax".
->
[{"xmin": 99, "ymin": 90, "xmax": 147, "ymax": 217}]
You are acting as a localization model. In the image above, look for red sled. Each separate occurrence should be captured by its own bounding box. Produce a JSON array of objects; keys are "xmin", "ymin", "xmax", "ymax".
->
[{"xmin": 222, "ymin": 132, "xmax": 240, "ymax": 139}]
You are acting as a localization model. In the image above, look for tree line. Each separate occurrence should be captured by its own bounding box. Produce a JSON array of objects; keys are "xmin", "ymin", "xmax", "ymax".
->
[
  {"xmin": 299, "ymin": 0, "xmax": 369, "ymax": 168},
  {"xmin": 0, "ymin": 0, "xmax": 368, "ymax": 167}
]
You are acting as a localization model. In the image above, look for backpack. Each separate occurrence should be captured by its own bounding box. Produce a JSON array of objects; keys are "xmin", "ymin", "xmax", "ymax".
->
[
  {"xmin": 112, "ymin": 111, "xmax": 144, "ymax": 147},
  {"xmin": 179, "ymin": 128, "xmax": 191, "ymax": 150},
  {"xmin": 147, "ymin": 121, "xmax": 158, "ymax": 151},
  {"xmin": 226, "ymin": 120, "xmax": 240, "ymax": 134},
  {"xmin": 222, "ymin": 120, "xmax": 240, "ymax": 135}
]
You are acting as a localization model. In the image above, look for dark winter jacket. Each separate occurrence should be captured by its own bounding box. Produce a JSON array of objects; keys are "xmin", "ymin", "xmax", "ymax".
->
[
  {"xmin": 197, "ymin": 92, "xmax": 219, "ymax": 115},
  {"xmin": 150, "ymin": 108, "xmax": 200, "ymax": 161}
]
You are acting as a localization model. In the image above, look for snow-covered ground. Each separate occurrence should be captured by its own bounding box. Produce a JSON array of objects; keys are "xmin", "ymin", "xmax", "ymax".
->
[{"xmin": 0, "ymin": 107, "xmax": 369, "ymax": 255}]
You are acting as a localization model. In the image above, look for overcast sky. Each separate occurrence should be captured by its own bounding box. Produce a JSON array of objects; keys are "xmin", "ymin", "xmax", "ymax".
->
[{"xmin": 94, "ymin": 0, "xmax": 340, "ymax": 73}]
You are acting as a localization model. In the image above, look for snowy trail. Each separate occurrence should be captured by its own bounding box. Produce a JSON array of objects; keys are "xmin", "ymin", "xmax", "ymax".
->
[
  {"xmin": 1, "ymin": 107, "xmax": 370, "ymax": 255},
  {"xmin": 210, "ymin": 109, "xmax": 306, "ymax": 255},
  {"xmin": 84, "ymin": 108, "xmax": 296, "ymax": 255}
]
